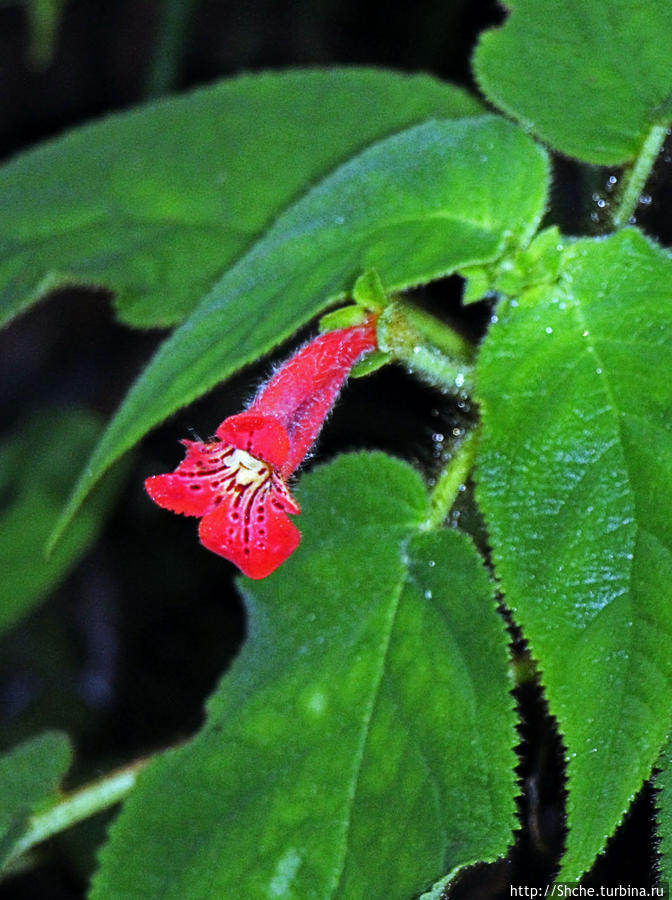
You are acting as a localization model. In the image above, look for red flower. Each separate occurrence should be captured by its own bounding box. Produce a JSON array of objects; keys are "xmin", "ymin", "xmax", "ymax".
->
[{"xmin": 145, "ymin": 321, "xmax": 377, "ymax": 578}]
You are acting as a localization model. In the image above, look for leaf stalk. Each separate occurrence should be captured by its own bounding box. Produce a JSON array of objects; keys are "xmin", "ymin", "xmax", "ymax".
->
[
  {"xmin": 2, "ymin": 756, "xmax": 149, "ymax": 874},
  {"xmin": 376, "ymin": 301, "xmax": 474, "ymax": 393},
  {"xmin": 421, "ymin": 426, "xmax": 480, "ymax": 532},
  {"xmin": 611, "ymin": 123, "xmax": 669, "ymax": 229}
]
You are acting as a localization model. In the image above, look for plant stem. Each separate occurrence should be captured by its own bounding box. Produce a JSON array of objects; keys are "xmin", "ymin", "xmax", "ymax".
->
[
  {"xmin": 611, "ymin": 123, "xmax": 669, "ymax": 229},
  {"xmin": 3, "ymin": 757, "xmax": 149, "ymax": 870},
  {"xmin": 144, "ymin": 0, "xmax": 198, "ymax": 98},
  {"xmin": 376, "ymin": 301, "xmax": 474, "ymax": 393},
  {"xmin": 402, "ymin": 342, "xmax": 474, "ymax": 393},
  {"xmin": 421, "ymin": 426, "xmax": 480, "ymax": 532},
  {"xmin": 25, "ymin": 0, "xmax": 65, "ymax": 70},
  {"xmin": 398, "ymin": 302, "xmax": 475, "ymax": 364}
]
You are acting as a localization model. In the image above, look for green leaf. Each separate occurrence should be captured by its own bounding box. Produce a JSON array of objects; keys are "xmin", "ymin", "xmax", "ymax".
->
[
  {"xmin": 52, "ymin": 114, "xmax": 549, "ymax": 550},
  {"xmin": 0, "ymin": 69, "xmax": 482, "ymax": 331},
  {"xmin": 475, "ymin": 228, "xmax": 672, "ymax": 879},
  {"xmin": 655, "ymin": 733, "xmax": 672, "ymax": 884},
  {"xmin": 90, "ymin": 453, "xmax": 517, "ymax": 900},
  {"xmin": 473, "ymin": 0, "xmax": 672, "ymax": 165},
  {"xmin": 0, "ymin": 408, "xmax": 127, "ymax": 636},
  {"xmin": 0, "ymin": 731, "xmax": 72, "ymax": 867}
]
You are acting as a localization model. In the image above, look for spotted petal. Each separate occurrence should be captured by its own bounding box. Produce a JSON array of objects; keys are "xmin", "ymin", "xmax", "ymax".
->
[
  {"xmin": 145, "ymin": 324, "xmax": 376, "ymax": 577},
  {"xmin": 216, "ymin": 412, "xmax": 290, "ymax": 471},
  {"xmin": 145, "ymin": 434, "xmax": 300, "ymax": 578},
  {"xmin": 198, "ymin": 469, "xmax": 300, "ymax": 579},
  {"xmin": 144, "ymin": 439, "xmax": 228, "ymax": 517}
]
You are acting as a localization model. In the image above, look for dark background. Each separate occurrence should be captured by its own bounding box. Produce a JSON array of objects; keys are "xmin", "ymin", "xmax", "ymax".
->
[{"xmin": 0, "ymin": 1, "xmax": 661, "ymax": 897}]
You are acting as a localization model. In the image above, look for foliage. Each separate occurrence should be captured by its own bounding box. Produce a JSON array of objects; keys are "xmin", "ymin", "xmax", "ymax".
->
[
  {"xmin": 0, "ymin": 70, "xmax": 480, "ymax": 330},
  {"xmin": 476, "ymin": 228, "xmax": 672, "ymax": 880},
  {"xmin": 0, "ymin": 0, "xmax": 671, "ymax": 896},
  {"xmin": 0, "ymin": 409, "xmax": 126, "ymax": 635},
  {"xmin": 0, "ymin": 732, "xmax": 71, "ymax": 868},
  {"xmin": 91, "ymin": 456, "xmax": 516, "ymax": 899},
  {"xmin": 473, "ymin": 0, "xmax": 672, "ymax": 165}
]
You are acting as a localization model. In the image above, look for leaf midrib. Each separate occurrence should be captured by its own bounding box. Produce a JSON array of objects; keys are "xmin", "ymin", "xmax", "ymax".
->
[
  {"xmin": 328, "ymin": 526, "xmax": 452, "ymax": 898},
  {"xmin": 554, "ymin": 292, "xmax": 646, "ymax": 877},
  {"xmin": 329, "ymin": 567, "xmax": 407, "ymax": 897},
  {"xmin": 1, "ymin": 215, "xmax": 249, "ymax": 253}
]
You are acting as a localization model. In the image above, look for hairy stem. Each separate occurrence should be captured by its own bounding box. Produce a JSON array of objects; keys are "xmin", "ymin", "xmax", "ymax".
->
[
  {"xmin": 421, "ymin": 426, "xmax": 480, "ymax": 532},
  {"xmin": 3, "ymin": 756, "xmax": 149, "ymax": 871},
  {"xmin": 26, "ymin": 0, "xmax": 65, "ymax": 70},
  {"xmin": 611, "ymin": 123, "xmax": 669, "ymax": 229},
  {"xmin": 376, "ymin": 301, "xmax": 474, "ymax": 393},
  {"xmin": 396, "ymin": 302, "xmax": 475, "ymax": 364},
  {"xmin": 144, "ymin": 0, "xmax": 198, "ymax": 97}
]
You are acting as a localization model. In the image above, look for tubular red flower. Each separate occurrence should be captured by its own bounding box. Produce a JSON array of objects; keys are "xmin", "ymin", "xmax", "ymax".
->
[{"xmin": 145, "ymin": 320, "xmax": 377, "ymax": 579}]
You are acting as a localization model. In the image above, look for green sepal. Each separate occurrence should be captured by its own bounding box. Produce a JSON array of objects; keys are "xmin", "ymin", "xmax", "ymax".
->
[
  {"xmin": 318, "ymin": 305, "xmax": 369, "ymax": 332},
  {"xmin": 352, "ymin": 268, "xmax": 390, "ymax": 310},
  {"xmin": 350, "ymin": 349, "xmax": 391, "ymax": 378}
]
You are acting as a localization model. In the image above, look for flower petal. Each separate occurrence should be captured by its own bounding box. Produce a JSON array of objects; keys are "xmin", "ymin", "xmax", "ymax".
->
[
  {"xmin": 198, "ymin": 476, "xmax": 300, "ymax": 579},
  {"xmin": 216, "ymin": 412, "xmax": 290, "ymax": 471},
  {"xmin": 144, "ymin": 440, "xmax": 224, "ymax": 517},
  {"xmin": 146, "ymin": 323, "xmax": 376, "ymax": 577},
  {"xmin": 249, "ymin": 323, "xmax": 378, "ymax": 476}
]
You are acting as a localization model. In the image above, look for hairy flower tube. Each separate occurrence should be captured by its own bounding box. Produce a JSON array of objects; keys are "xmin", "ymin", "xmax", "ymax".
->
[{"xmin": 145, "ymin": 321, "xmax": 377, "ymax": 578}]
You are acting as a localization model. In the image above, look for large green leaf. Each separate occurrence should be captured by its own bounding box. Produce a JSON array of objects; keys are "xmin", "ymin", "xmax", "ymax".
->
[
  {"xmin": 0, "ymin": 731, "xmax": 72, "ymax": 868},
  {"xmin": 52, "ymin": 114, "xmax": 549, "ymax": 549},
  {"xmin": 655, "ymin": 734, "xmax": 672, "ymax": 884},
  {"xmin": 0, "ymin": 69, "xmax": 481, "ymax": 330},
  {"xmin": 90, "ymin": 453, "xmax": 517, "ymax": 899},
  {"xmin": 0, "ymin": 408, "xmax": 126, "ymax": 636},
  {"xmin": 475, "ymin": 228, "xmax": 672, "ymax": 879},
  {"xmin": 473, "ymin": 0, "xmax": 672, "ymax": 165}
]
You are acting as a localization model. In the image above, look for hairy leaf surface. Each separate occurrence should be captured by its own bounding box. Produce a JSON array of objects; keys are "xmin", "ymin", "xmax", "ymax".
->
[
  {"xmin": 90, "ymin": 454, "xmax": 517, "ymax": 899},
  {"xmin": 0, "ymin": 69, "xmax": 481, "ymax": 329},
  {"xmin": 474, "ymin": 0, "xmax": 672, "ymax": 164},
  {"xmin": 476, "ymin": 229, "xmax": 672, "ymax": 879}
]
